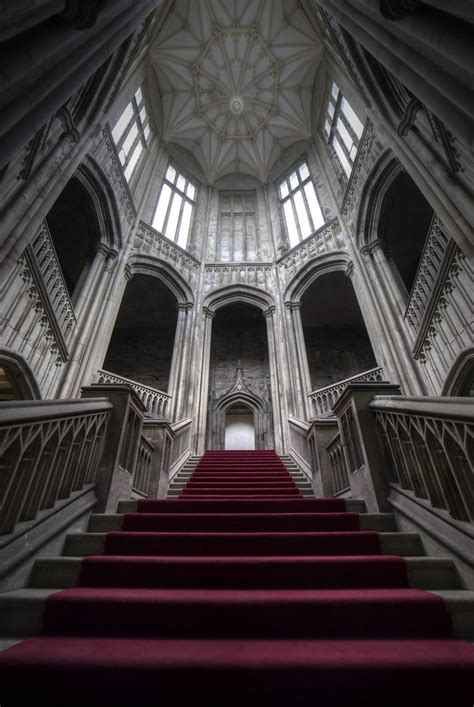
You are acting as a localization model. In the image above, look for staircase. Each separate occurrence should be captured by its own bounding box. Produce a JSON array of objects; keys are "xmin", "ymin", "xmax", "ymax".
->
[{"xmin": 0, "ymin": 450, "xmax": 473, "ymax": 706}]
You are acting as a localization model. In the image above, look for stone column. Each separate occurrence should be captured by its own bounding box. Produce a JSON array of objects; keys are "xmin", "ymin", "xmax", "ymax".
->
[
  {"xmin": 73, "ymin": 243, "xmax": 115, "ymax": 322},
  {"xmin": 360, "ymin": 241, "xmax": 426, "ymax": 394},
  {"xmin": 168, "ymin": 302, "xmax": 193, "ymax": 421},
  {"xmin": 264, "ymin": 305, "xmax": 286, "ymax": 454},
  {"xmin": 284, "ymin": 301, "xmax": 312, "ymax": 420},
  {"xmin": 195, "ymin": 307, "xmax": 215, "ymax": 455}
]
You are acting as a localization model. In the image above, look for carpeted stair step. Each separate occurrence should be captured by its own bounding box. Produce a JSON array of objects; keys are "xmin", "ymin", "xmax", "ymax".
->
[
  {"xmin": 1, "ymin": 636, "xmax": 473, "ymax": 707},
  {"xmin": 62, "ymin": 530, "xmax": 422, "ymax": 557},
  {"xmin": 119, "ymin": 498, "xmax": 368, "ymax": 514},
  {"xmin": 39, "ymin": 587, "xmax": 452, "ymax": 638}
]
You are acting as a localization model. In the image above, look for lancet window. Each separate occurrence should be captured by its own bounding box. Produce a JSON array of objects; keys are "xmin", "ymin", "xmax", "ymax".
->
[
  {"xmin": 111, "ymin": 87, "xmax": 151, "ymax": 182},
  {"xmin": 152, "ymin": 164, "xmax": 196, "ymax": 248},
  {"xmin": 323, "ymin": 82, "xmax": 364, "ymax": 178},
  {"xmin": 278, "ymin": 161, "xmax": 324, "ymax": 248}
]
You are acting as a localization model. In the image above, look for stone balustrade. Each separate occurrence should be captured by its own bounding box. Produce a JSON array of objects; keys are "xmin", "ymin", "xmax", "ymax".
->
[
  {"xmin": 371, "ymin": 395, "xmax": 474, "ymax": 522},
  {"xmin": 326, "ymin": 431, "xmax": 350, "ymax": 495},
  {"xmin": 277, "ymin": 218, "xmax": 345, "ymax": 280},
  {"xmin": 309, "ymin": 366, "xmax": 385, "ymax": 417},
  {"xmin": 97, "ymin": 369, "xmax": 171, "ymax": 417},
  {"xmin": 0, "ymin": 398, "xmax": 112, "ymax": 534},
  {"xmin": 133, "ymin": 433, "xmax": 155, "ymax": 497}
]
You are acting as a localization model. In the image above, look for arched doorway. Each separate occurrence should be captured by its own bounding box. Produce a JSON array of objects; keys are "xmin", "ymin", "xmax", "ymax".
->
[{"xmin": 225, "ymin": 403, "xmax": 256, "ymax": 450}]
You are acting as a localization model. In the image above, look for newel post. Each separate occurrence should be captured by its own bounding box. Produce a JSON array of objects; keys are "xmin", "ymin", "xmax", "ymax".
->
[
  {"xmin": 332, "ymin": 382, "xmax": 401, "ymax": 512},
  {"xmin": 81, "ymin": 384, "xmax": 146, "ymax": 513}
]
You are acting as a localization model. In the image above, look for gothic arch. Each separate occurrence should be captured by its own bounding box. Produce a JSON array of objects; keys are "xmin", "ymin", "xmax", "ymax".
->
[
  {"xmin": 203, "ymin": 283, "xmax": 274, "ymax": 315},
  {"xmin": 0, "ymin": 349, "xmax": 41, "ymax": 400},
  {"xmin": 75, "ymin": 158, "xmax": 123, "ymax": 250},
  {"xmin": 127, "ymin": 254, "xmax": 194, "ymax": 305},
  {"xmin": 442, "ymin": 346, "xmax": 474, "ymax": 397},
  {"xmin": 284, "ymin": 251, "xmax": 353, "ymax": 303},
  {"xmin": 355, "ymin": 151, "xmax": 403, "ymax": 249}
]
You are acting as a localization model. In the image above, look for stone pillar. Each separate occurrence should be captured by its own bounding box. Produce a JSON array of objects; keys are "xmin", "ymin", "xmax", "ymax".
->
[
  {"xmin": 73, "ymin": 243, "xmax": 116, "ymax": 322},
  {"xmin": 168, "ymin": 302, "xmax": 194, "ymax": 421},
  {"xmin": 284, "ymin": 301, "xmax": 312, "ymax": 420},
  {"xmin": 195, "ymin": 307, "xmax": 215, "ymax": 455},
  {"xmin": 360, "ymin": 241, "xmax": 426, "ymax": 395},
  {"xmin": 264, "ymin": 305, "xmax": 286, "ymax": 454}
]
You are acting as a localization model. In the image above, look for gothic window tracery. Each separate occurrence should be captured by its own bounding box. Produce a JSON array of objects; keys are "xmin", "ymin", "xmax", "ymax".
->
[
  {"xmin": 111, "ymin": 86, "xmax": 151, "ymax": 182},
  {"xmin": 278, "ymin": 160, "xmax": 324, "ymax": 248},
  {"xmin": 152, "ymin": 164, "xmax": 196, "ymax": 248},
  {"xmin": 323, "ymin": 82, "xmax": 364, "ymax": 178}
]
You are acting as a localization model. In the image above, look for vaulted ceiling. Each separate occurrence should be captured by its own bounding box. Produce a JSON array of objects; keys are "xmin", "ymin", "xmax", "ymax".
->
[{"xmin": 148, "ymin": 0, "xmax": 325, "ymax": 184}]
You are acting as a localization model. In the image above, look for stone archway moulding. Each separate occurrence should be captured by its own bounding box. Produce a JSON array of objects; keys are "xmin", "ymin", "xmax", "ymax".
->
[
  {"xmin": 202, "ymin": 283, "xmax": 275, "ymax": 315},
  {"xmin": 355, "ymin": 151, "xmax": 403, "ymax": 250},
  {"xmin": 442, "ymin": 346, "xmax": 474, "ymax": 397},
  {"xmin": 75, "ymin": 158, "xmax": 124, "ymax": 251},
  {"xmin": 126, "ymin": 254, "xmax": 195, "ymax": 306},
  {"xmin": 284, "ymin": 251, "xmax": 353, "ymax": 303},
  {"xmin": 0, "ymin": 348, "xmax": 42, "ymax": 400}
]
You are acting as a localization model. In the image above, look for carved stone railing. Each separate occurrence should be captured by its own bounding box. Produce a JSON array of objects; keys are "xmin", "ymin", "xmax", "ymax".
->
[
  {"xmin": 288, "ymin": 416, "xmax": 312, "ymax": 477},
  {"xmin": 22, "ymin": 221, "xmax": 76, "ymax": 362},
  {"xmin": 277, "ymin": 218, "xmax": 345, "ymax": 275},
  {"xmin": 0, "ymin": 398, "xmax": 112, "ymax": 535},
  {"xmin": 97, "ymin": 370, "xmax": 171, "ymax": 417},
  {"xmin": 309, "ymin": 367, "xmax": 385, "ymax": 417},
  {"xmin": 326, "ymin": 431, "xmax": 350, "ymax": 495},
  {"xmin": 371, "ymin": 396, "xmax": 474, "ymax": 523},
  {"xmin": 169, "ymin": 418, "xmax": 193, "ymax": 477},
  {"xmin": 133, "ymin": 433, "xmax": 155, "ymax": 497},
  {"xmin": 404, "ymin": 216, "xmax": 455, "ymax": 342},
  {"xmin": 132, "ymin": 221, "xmax": 201, "ymax": 288}
]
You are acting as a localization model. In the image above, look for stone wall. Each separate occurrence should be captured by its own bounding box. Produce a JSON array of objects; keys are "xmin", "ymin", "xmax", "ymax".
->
[
  {"xmin": 103, "ymin": 326, "xmax": 176, "ymax": 392},
  {"xmin": 303, "ymin": 324, "xmax": 377, "ymax": 391}
]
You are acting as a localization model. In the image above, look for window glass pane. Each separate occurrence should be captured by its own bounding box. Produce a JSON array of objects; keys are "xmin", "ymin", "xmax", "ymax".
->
[
  {"xmin": 139, "ymin": 106, "xmax": 147, "ymax": 123},
  {"xmin": 341, "ymin": 97, "xmax": 364, "ymax": 138},
  {"xmin": 304, "ymin": 182, "xmax": 324, "ymax": 231},
  {"xmin": 177, "ymin": 174, "xmax": 186, "ymax": 192},
  {"xmin": 333, "ymin": 135, "xmax": 352, "ymax": 178},
  {"xmin": 152, "ymin": 183, "xmax": 172, "ymax": 232},
  {"xmin": 324, "ymin": 119, "xmax": 331, "ymax": 138},
  {"xmin": 112, "ymin": 103, "xmax": 134, "ymax": 144},
  {"xmin": 118, "ymin": 148, "xmax": 127, "ymax": 166},
  {"xmin": 299, "ymin": 163, "xmax": 309, "ymax": 181},
  {"xmin": 124, "ymin": 142, "xmax": 143, "ymax": 181},
  {"xmin": 283, "ymin": 200, "xmax": 299, "ymax": 247},
  {"xmin": 144, "ymin": 123, "xmax": 151, "ymax": 141},
  {"xmin": 289, "ymin": 171, "xmax": 299, "ymax": 191},
  {"xmin": 349, "ymin": 143, "xmax": 358, "ymax": 160},
  {"xmin": 327, "ymin": 102, "xmax": 335, "ymax": 118},
  {"xmin": 186, "ymin": 182, "xmax": 196, "ymax": 200},
  {"xmin": 294, "ymin": 189, "xmax": 311, "ymax": 239},
  {"xmin": 331, "ymin": 82, "xmax": 339, "ymax": 99},
  {"xmin": 336, "ymin": 117, "xmax": 354, "ymax": 154},
  {"xmin": 121, "ymin": 122, "xmax": 139, "ymax": 158},
  {"xmin": 135, "ymin": 87, "xmax": 143, "ymax": 104},
  {"xmin": 166, "ymin": 165, "xmax": 176, "ymax": 183},
  {"xmin": 177, "ymin": 200, "xmax": 192, "ymax": 248},
  {"xmin": 279, "ymin": 180, "xmax": 289, "ymax": 199},
  {"xmin": 165, "ymin": 192, "xmax": 182, "ymax": 241}
]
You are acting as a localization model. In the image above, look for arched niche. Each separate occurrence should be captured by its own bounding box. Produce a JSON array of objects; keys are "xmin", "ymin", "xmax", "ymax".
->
[
  {"xmin": 357, "ymin": 152, "xmax": 434, "ymax": 293},
  {"xmin": 300, "ymin": 271, "xmax": 378, "ymax": 392},
  {"xmin": 225, "ymin": 403, "xmax": 256, "ymax": 450},
  {"xmin": 45, "ymin": 159, "xmax": 121, "ymax": 305},
  {"xmin": 442, "ymin": 347, "xmax": 474, "ymax": 397},
  {"xmin": 103, "ymin": 274, "xmax": 179, "ymax": 395},
  {"xmin": 0, "ymin": 350, "xmax": 41, "ymax": 401}
]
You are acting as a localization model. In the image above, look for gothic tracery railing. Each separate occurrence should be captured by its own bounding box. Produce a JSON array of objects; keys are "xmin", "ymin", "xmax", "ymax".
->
[
  {"xmin": 0, "ymin": 398, "xmax": 112, "ymax": 534},
  {"xmin": 133, "ymin": 434, "xmax": 155, "ymax": 497},
  {"xmin": 371, "ymin": 396, "xmax": 474, "ymax": 523},
  {"xmin": 309, "ymin": 367, "xmax": 385, "ymax": 417},
  {"xmin": 96, "ymin": 369, "xmax": 171, "ymax": 417},
  {"xmin": 326, "ymin": 431, "xmax": 350, "ymax": 495}
]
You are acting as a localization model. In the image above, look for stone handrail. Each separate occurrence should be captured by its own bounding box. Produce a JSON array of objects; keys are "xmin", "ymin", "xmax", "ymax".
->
[
  {"xmin": 0, "ymin": 398, "xmax": 112, "ymax": 534},
  {"xmin": 326, "ymin": 431, "xmax": 350, "ymax": 495},
  {"xmin": 309, "ymin": 366, "xmax": 385, "ymax": 417},
  {"xmin": 97, "ymin": 369, "xmax": 171, "ymax": 417},
  {"xmin": 133, "ymin": 433, "xmax": 155, "ymax": 497},
  {"xmin": 370, "ymin": 395, "xmax": 474, "ymax": 522},
  {"xmin": 288, "ymin": 415, "xmax": 312, "ymax": 477},
  {"xmin": 169, "ymin": 417, "xmax": 193, "ymax": 477}
]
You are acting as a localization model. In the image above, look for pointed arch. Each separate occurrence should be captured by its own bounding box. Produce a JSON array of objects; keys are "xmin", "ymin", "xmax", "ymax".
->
[
  {"xmin": 284, "ymin": 251, "xmax": 353, "ymax": 303},
  {"xmin": 127, "ymin": 254, "xmax": 194, "ymax": 305},
  {"xmin": 203, "ymin": 283, "xmax": 274, "ymax": 315}
]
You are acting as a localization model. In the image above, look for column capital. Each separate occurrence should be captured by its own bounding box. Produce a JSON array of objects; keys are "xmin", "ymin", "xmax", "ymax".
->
[
  {"xmin": 97, "ymin": 243, "xmax": 118, "ymax": 259},
  {"xmin": 284, "ymin": 300, "xmax": 301, "ymax": 311},
  {"xmin": 263, "ymin": 305, "xmax": 276, "ymax": 319},
  {"xmin": 345, "ymin": 260, "xmax": 355, "ymax": 279},
  {"xmin": 202, "ymin": 306, "xmax": 215, "ymax": 320},
  {"xmin": 177, "ymin": 302, "xmax": 193, "ymax": 312},
  {"xmin": 123, "ymin": 264, "xmax": 133, "ymax": 282}
]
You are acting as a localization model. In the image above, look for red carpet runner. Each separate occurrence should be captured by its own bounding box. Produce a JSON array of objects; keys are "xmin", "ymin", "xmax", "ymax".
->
[{"xmin": 1, "ymin": 449, "xmax": 473, "ymax": 706}]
